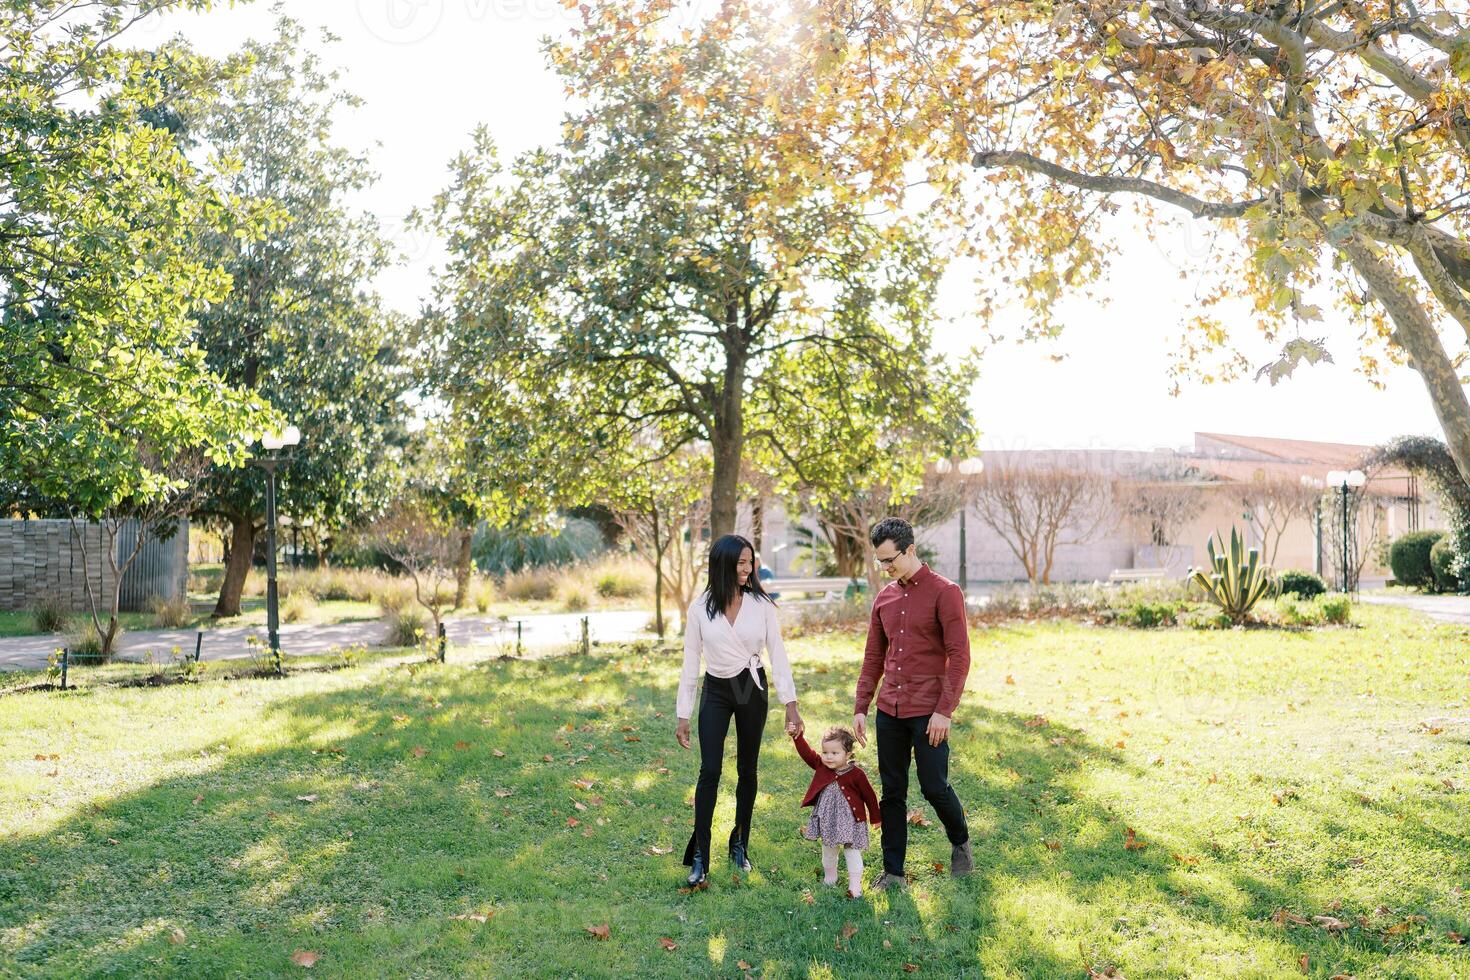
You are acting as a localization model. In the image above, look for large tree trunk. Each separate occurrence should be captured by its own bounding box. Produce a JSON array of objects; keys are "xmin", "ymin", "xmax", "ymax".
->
[
  {"xmin": 214, "ymin": 515, "xmax": 255, "ymax": 618},
  {"xmin": 709, "ymin": 339, "xmax": 747, "ymax": 540},
  {"xmin": 453, "ymin": 526, "xmax": 474, "ymax": 608},
  {"xmin": 1336, "ymin": 229, "xmax": 1470, "ymax": 494}
]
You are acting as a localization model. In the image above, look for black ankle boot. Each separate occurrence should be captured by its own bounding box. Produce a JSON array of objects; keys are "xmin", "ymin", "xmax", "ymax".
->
[
  {"xmin": 686, "ymin": 851, "xmax": 707, "ymax": 886},
  {"xmin": 729, "ymin": 842, "xmax": 752, "ymax": 873}
]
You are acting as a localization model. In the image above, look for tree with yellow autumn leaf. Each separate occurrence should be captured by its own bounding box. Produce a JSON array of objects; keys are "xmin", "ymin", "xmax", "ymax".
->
[{"xmin": 783, "ymin": 0, "xmax": 1470, "ymax": 489}]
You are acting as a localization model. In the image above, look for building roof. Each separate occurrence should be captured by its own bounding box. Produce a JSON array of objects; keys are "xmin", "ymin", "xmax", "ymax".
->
[{"xmin": 1190, "ymin": 433, "xmax": 1413, "ymax": 495}]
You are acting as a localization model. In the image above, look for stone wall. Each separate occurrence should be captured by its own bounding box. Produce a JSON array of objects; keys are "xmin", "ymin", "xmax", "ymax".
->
[{"xmin": 0, "ymin": 519, "xmax": 187, "ymax": 613}]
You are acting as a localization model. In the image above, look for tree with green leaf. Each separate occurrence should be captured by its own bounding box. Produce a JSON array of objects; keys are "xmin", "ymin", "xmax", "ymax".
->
[
  {"xmin": 182, "ymin": 13, "xmax": 411, "ymax": 616},
  {"xmin": 1, "ymin": 1, "xmax": 271, "ymax": 512},
  {"xmin": 428, "ymin": 8, "xmax": 971, "ymax": 540}
]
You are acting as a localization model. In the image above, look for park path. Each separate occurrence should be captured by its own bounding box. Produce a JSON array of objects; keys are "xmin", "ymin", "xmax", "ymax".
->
[
  {"xmin": 0, "ymin": 609, "xmax": 660, "ymax": 672},
  {"xmin": 1356, "ymin": 591, "xmax": 1470, "ymax": 627}
]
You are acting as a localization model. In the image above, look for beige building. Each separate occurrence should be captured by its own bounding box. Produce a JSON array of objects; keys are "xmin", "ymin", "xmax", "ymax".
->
[{"xmin": 749, "ymin": 433, "xmax": 1444, "ymax": 588}]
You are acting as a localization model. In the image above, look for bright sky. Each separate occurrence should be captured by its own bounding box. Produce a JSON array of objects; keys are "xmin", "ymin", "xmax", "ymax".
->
[{"xmin": 151, "ymin": 0, "xmax": 1448, "ymax": 454}]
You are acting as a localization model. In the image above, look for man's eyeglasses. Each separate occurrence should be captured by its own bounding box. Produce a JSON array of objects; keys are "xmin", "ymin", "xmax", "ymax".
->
[{"xmin": 874, "ymin": 554, "xmax": 902, "ymax": 567}]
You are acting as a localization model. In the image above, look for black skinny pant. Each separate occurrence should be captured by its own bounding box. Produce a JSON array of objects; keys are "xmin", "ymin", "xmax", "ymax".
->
[
  {"xmin": 682, "ymin": 668, "xmax": 768, "ymax": 867},
  {"xmin": 875, "ymin": 708, "xmax": 969, "ymax": 876}
]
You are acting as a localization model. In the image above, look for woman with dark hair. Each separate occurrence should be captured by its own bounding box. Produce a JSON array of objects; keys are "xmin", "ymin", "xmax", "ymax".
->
[{"xmin": 675, "ymin": 533, "xmax": 803, "ymax": 886}]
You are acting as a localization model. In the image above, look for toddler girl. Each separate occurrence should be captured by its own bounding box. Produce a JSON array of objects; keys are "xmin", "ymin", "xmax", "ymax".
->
[{"xmin": 789, "ymin": 724, "xmax": 881, "ymax": 897}]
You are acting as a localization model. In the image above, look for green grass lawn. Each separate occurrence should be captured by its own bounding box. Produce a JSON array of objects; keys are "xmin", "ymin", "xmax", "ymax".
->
[{"xmin": 2, "ymin": 606, "xmax": 1468, "ymax": 977}]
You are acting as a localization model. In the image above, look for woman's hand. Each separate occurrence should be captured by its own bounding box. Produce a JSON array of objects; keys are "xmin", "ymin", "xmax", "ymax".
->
[
  {"xmin": 784, "ymin": 702, "xmax": 804, "ymax": 739},
  {"xmin": 675, "ymin": 718, "xmax": 692, "ymax": 750}
]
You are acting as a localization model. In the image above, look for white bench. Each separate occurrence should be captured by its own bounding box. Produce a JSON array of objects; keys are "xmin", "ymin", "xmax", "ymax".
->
[
  {"xmin": 766, "ymin": 577, "xmax": 857, "ymax": 599},
  {"xmin": 1107, "ymin": 568, "xmax": 1169, "ymax": 583}
]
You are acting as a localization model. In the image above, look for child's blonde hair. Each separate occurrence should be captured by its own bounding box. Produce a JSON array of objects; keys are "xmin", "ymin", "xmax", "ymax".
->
[{"xmin": 821, "ymin": 726, "xmax": 857, "ymax": 754}]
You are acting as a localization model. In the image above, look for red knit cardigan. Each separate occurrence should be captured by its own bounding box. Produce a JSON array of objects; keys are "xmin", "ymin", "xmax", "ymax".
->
[{"xmin": 791, "ymin": 732, "xmax": 882, "ymax": 826}]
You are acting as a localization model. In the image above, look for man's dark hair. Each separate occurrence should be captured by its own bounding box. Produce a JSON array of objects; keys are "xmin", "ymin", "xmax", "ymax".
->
[{"xmin": 870, "ymin": 517, "xmax": 915, "ymax": 553}]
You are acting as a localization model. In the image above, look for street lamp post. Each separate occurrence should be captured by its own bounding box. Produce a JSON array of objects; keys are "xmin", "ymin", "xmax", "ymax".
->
[
  {"xmin": 254, "ymin": 425, "xmax": 301, "ymax": 674},
  {"xmin": 936, "ymin": 457, "xmax": 984, "ymax": 593},
  {"xmin": 1325, "ymin": 469, "xmax": 1366, "ymax": 593}
]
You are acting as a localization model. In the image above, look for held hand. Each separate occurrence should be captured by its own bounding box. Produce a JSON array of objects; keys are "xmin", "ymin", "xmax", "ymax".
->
[
  {"xmin": 926, "ymin": 712, "xmax": 951, "ymax": 747},
  {"xmin": 675, "ymin": 718, "xmax": 691, "ymax": 750},
  {"xmin": 853, "ymin": 713, "xmax": 868, "ymax": 747},
  {"xmin": 785, "ymin": 703, "xmax": 804, "ymax": 739}
]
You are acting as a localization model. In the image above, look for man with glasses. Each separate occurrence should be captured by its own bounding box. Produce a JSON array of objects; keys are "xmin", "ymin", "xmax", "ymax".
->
[{"xmin": 853, "ymin": 517, "xmax": 972, "ymax": 890}]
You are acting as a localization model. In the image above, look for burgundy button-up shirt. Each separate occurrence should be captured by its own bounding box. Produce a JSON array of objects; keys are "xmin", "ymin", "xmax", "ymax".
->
[{"xmin": 854, "ymin": 563, "xmax": 970, "ymax": 719}]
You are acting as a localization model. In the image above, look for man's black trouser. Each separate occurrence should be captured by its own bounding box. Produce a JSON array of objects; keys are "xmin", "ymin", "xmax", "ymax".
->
[{"xmin": 875, "ymin": 708, "xmax": 969, "ymax": 876}]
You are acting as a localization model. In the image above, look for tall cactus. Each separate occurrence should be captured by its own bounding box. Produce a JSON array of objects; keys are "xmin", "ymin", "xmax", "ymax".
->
[{"xmin": 1188, "ymin": 527, "xmax": 1276, "ymax": 624}]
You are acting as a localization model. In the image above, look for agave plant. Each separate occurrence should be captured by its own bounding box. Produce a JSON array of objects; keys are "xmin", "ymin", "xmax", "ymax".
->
[{"xmin": 1188, "ymin": 528, "xmax": 1276, "ymax": 624}]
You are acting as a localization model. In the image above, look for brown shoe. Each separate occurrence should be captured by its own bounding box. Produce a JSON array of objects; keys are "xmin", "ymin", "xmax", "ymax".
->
[
  {"xmin": 872, "ymin": 872, "xmax": 907, "ymax": 891},
  {"xmin": 951, "ymin": 841, "xmax": 973, "ymax": 877}
]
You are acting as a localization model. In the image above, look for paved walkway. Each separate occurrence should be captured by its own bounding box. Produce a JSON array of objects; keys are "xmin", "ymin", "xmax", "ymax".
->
[
  {"xmin": 0, "ymin": 609, "xmax": 661, "ymax": 672},
  {"xmin": 1357, "ymin": 591, "xmax": 1470, "ymax": 626}
]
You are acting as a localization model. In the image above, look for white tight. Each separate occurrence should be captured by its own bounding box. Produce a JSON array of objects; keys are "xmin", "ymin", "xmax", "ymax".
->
[{"xmin": 821, "ymin": 844, "xmax": 864, "ymax": 892}]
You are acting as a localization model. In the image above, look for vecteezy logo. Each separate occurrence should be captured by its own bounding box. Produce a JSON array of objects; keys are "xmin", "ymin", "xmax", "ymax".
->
[{"xmin": 357, "ymin": 0, "xmax": 445, "ymax": 45}]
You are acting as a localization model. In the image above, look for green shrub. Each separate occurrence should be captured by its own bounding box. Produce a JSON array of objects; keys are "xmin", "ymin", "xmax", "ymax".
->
[
  {"xmin": 1430, "ymin": 537, "xmax": 1460, "ymax": 593},
  {"xmin": 1274, "ymin": 596, "xmax": 1320, "ymax": 627},
  {"xmin": 502, "ymin": 567, "xmax": 559, "ymax": 602},
  {"xmin": 472, "ymin": 580, "xmax": 495, "ymax": 613},
  {"xmin": 595, "ymin": 567, "xmax": 647, "ymax": 598},
  {"xmin": 385, "ymin": 607, "xmax": 427, "ymax": 647},
  {"xmin": 282, "ymin": 590, "xmax": 317, "ymax": 624},
  {"xmin": 67, "ymin": 621, "xmax": 107, "ymax": 661},
  {"xmin": 1389, "ymin": 530, "xmax": 1443, "ymax": 589},
  {"xmin": 1319, "ymin": 595, "xmax": 1353, "ymax": 625},
  {"xmin": 560, "ymin": 584, "xmax": 591, "ymax": 613},
  {"xmin": 32, "ymin": 595, "xmax": 70, "ymax": 633},
  {"xmin": 1116, "ymin": 601, "xmax": 1179, "ymax": 628},
  {"xmin": 148, "ymin": 594, "xmax": 192, "ymax": 628},
  {"xmin": 1278, "ymin": 569, "xmax": 1327, "ymax": 599}
]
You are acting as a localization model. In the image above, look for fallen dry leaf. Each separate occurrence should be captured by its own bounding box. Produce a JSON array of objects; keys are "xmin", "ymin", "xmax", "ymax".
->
[
  {"xmin": 391, "ymin": 714, "xmax": 409, "ymax": 722},
  {"xmin": 192, "ymin": 795, "xmax": 204, "ymax": 805},
  {"xmin": 738, "ymin": 959, "xmax": 753, "ymax": 970},
  {"xmin": 454, "ymin": 741, "xmax": 471, "ymax": 750},
  {"xmin": 1271, "ymin": 908, "xmax": 1310, "ymax": 927},
  {"xmin": 1044, "ymin": 839, "xmax": 1062, "ymax": 852},
  {"xmin": 291, "ymin": 949, "xmax": 320, "ymax": 968},
  {"xmin": 646, "ymin": 844, "xmax": 672, "ymax": 855},
  {"xmin": 1004, "ymin": 674, "xmax": 1015, "ymax": 685},
  {"xmin": 1024, "ymin": 714, "xmax": 1048, "ymax": 728},
  {"xmin": 1172, "ymin": 853, "xmax": 1200, "ymax": 867},
  {"xmin": 296, "ymin": 794, "xmax": 318, "ymax": 803},
  {"xmin": 840, "ymin": 922, "xmax": 858, "ymax": 940},
  {"xmin": 566, "ymin": 817, "xmax": 581, "ymax": 827},
  {"xmin": 542, "ymin": 754, "xmax": 554, "ymax": 762},
  {"xmin": 625, "ymin": 735, "xmax": 641, "ymax": 742},
  {"xmin": 1313, "ymin": 915, "xmax": 1350, "ymax": 933},
  {"xmin": 168, "ymin": 927, "xmax": 186, "ymax": 944},
  {"xmin": 411, "ymin": 747, "xmax": 428, "ymax": 758},
  {"xmin": 802, "ymin": 889, "xmax": 815, "ymax": 905},
  {"xmin": 932, "ymin": 862, "xmax": 944, "ymax": 874},
  {"xmin": 572, "ymin": 778, "xmax": 595, "ymax": 790},
  {"xmin": 907, "ymin": 810, "xmax": 932, "ymax": 828},
  {"xmin": 106, "ymin": 838, "xmax": 119, "ymax": 846},
  {"xmin": 658, "ymin": 937, "xmax": 677, "ymax": 950},
  {"xmin": 449, "ymin": 912, "xmax": 491, "ymax": 923},
  {"xmin": 1123, "ymin": 827, "xmax": 1147, "ymax": 851},
  {"xmin": 1447, "ymin": 931, "xmax": 1467, "ymax": 944},
  {"xmin": 492, "ymin": 748, "xmax": 506, "ymax": 757},
  {"xmin": 903, "ymin": 965, "xmax": 920, "ymax": 973},
  {"xmin": 585, "ymin": 923, "xmax": 610, "ymax": 940},
  {"xmin": 1297, "ymin": 954, "xmax": 1309, "ymax": 973}
]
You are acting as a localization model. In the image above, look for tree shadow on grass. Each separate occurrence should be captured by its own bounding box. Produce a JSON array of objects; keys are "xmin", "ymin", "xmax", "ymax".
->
[{"xmin": 1, "ymin": 650, "xmax": 1466, "ymax": 978}]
